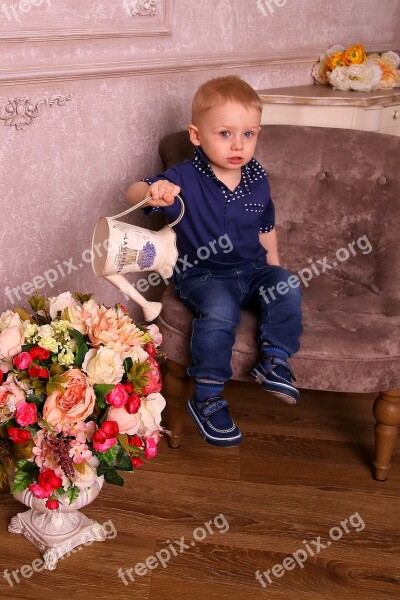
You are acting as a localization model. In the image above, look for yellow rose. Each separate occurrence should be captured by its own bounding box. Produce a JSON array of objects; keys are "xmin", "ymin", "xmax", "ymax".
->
[
  {"xmin": 345, "ymin": 45, "xmax": 367, "ymax": 65},
  {"xmin": 327, "ymin": 52, "xmax": 349, "ymax": 71}
]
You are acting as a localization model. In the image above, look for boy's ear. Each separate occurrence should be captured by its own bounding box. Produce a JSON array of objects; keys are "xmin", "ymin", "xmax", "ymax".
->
[{"xmin": 188, "ymin": 124, "xmax": 201, "ymax": 146}]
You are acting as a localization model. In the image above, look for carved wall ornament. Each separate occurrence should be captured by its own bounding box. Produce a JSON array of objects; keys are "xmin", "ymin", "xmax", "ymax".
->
[
  {"xmin": 129, "ymin": 0, "xmax": 160, "ymax": 16},
  {"xmin": 0, "ymin": 94, "xmax": 72, "ymax": 130}
]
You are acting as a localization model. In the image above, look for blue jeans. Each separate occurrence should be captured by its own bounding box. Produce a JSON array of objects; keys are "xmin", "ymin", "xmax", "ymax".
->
[{"xmin": 174, "ymin": 259, "xmax": 303, "ymax": 382}]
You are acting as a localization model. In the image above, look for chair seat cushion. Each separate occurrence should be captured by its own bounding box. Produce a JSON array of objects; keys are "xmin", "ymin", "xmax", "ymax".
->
[{"xmin": 157, "ymin": 285, "xmax": 400, "ymax": 394}]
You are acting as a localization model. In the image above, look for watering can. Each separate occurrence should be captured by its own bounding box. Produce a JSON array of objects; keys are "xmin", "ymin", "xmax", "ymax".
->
[{"xmin": 91, "ymin": 195, "xmax": 185, "ymax": 321}]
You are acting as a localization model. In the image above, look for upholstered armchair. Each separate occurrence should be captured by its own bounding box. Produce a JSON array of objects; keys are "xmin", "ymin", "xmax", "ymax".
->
[{"xmin": 157, "ymin": 125, "xmax": 400, "ymax": 481}]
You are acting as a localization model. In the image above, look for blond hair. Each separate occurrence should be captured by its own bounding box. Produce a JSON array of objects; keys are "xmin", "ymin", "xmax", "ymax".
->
[{"xmin": 191, "ymin": 76, "xmax": 262, "ymax": 124}]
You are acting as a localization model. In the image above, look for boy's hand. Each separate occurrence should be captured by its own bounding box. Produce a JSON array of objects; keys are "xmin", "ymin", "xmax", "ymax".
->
[{"xmin": 148, "ymin": 180, "xmax": 181, "ymax": 206}]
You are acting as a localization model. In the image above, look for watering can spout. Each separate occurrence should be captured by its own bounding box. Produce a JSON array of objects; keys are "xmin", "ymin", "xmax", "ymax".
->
[{"xmin": 91, "ymin": 195, "xmax": 184, "ymax": 322}]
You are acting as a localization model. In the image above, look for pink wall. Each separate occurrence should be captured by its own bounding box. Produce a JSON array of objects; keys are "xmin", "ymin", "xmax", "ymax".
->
[{"xmin": 1, "ymin": 0, "xmax": 399, "ymax": 318}]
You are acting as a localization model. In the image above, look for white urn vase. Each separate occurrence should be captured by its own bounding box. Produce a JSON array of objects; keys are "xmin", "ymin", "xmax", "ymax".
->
[{"xmin": 8, "ymin": 476, "xmax": 107, "ymax": 570}]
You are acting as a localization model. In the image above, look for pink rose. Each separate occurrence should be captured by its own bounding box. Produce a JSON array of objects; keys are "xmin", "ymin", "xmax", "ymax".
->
[
  {"xmin": 43, "ymin": 369, "xmax": 95, "ymax": 426},
  {"xmin": 144, "ymin": 436, "xmax": 158, "ymax": 460},
  {"xmin": 105, "ymin": 383, "xmax": 128, "ymax": 408},
  {"xmin": 107, "ymin": 405, "xmax": 141, "ymax": 435},
  {"xmin": 146, "ymin": 324, "xmax": 163, "ymax": 346},
  {"xmin": 85, "ymin": 301, "xmax": 147, "ymax": 354},
  {"xmin": 29, "ymin": 483, "xmax": 53, "ymax": 499},
  {"xmin": 13, "ymin": 352, "xmax": 33, "ymax": 370},
  {"xmin": 0, "ymin": 374, "xmax": 26, "ymax": 423},
  {"xmin": 141, "ymin": 358, "xmax": 162, "ymax": 396},
  {"xmin": 15, "ymin": 402, "xmax": 37, "ymax": 426},
  {"xmin": 92, "ymin": 429, "xmax": 117, "ymax": 452},
  {"xmin": 0, "ymin": 314, "xmax": 24, "ymax": 359}
]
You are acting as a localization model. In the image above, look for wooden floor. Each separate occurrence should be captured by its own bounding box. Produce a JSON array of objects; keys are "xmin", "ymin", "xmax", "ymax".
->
[{"xmin": 1, "ymin": 382, "xmax": 400, "ymax": 600}]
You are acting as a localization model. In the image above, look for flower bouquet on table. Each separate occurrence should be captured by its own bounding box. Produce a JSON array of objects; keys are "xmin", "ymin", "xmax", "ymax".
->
[
  {"xmin": 312, "ymin": 44, "xmax": 400, "ymax": 91},
  {"xmin": 0, "ymin": 291, "xmax": 166, "ymax": 509}
]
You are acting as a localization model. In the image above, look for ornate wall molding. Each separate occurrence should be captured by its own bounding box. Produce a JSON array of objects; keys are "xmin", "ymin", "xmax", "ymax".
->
[
  {"xmin": 129, "ymin": 0, "xmax": 160, "ymax": 16},
  {"xmin": 0, "ymin": 0, "xmax": 171, "ymax": 43},
  {"xmin": 0, "ymin": 43, "xmax": 398, "ymax": 87},
  {"xmin": 0, "ymin": 94, "xmax": 72, "ymax": 130}
]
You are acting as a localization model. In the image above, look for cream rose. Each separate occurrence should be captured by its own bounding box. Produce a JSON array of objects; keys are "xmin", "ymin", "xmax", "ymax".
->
[
  {"xmin": 0, "ymin": 313, "xmax": 24, "ymax": 359},
  {"xmin": 62, "ymin": 303, "xmax": 88, "ymax": 335},
  {"xmin": 137, "ymin": 392, "xmax": 166, "ymax": 436},
  {"xmin": 48, "ymin": 292, "xmax": 78, "ymax": 320},
  {"xmin": 43, "ymin": 369, "xmax": 96, "ymax": 426},
  {"xmin": 82, "ymin": 347, "xmax": 124, "ymax": 385},
  {"xmin": 73, "ymin": 460, "xmax": 99, "ymax": 491}
]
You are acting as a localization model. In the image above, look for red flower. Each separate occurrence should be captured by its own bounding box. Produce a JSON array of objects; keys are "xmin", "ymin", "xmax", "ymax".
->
[
  {"xmin": 131, "ymin": 457, "xmax": 144, "ymax": 469},
  {"xmin": 100, "ymin": 420, "xmax": 119, "ymax": 438},
  {"xmin": 28, "ymin": 365, "xmax": 49, "ymax": 379},
  {"xmin": 126, "ymin": 394, "xmax": 141, "ymax": 414},
  {"xmin": 144, "ymin": 436, "xmax": 158, "ymax": 460},
  {"xmin": 145, "ymin": 343, "xmax": 157, "ymax": 357},
  {"xmin": 7, "ymin": 427, "xmax": 32, "ymax": 444},
  {"xmin": 92, "ymin": 429, "xmax": 117, "ymax": 453},
  {"xmin": 141, "ymin": 358, "xmax": 162, "ymax": 396},
  {"xmin": 15, "ymin": 402, "xmax": 37, "ymax": 426},
  {"xmin": 29, "ymin": 346, "xmax": 51, "ymax": 360},
  {"xmin": 45, "ymin": 498, "xmax": 60, "ymax": 510},
  {"xmin": 105, "ymin": 384, "xmax": 128, "ymax": 408},
  {"xmin": 29, "ymin": 483, "xmax": 53, "ymax": 499},
  {"xmin": 128, "ymin": 434, "xmax": 143, "ymax": 448},
  {"xmin": 38, "ymin": 469, "xmax": 63, "ymax": 491},
  {"xmin": 0, "ymin": 371, "xmax": 3, "ymax": 385},
  {"xmin": 13, "ymin": 352, "xmax": 33, "ymax": 370},
  {"xmin": 122, "ymin": 382, "xmax": 134, "ymax": 394}
]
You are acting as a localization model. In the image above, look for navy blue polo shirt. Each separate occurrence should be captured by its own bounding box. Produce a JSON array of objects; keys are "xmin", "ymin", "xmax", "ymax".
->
[{"xmin": 142, "ymin": 147, "xmax": 275, "ymax": 269}]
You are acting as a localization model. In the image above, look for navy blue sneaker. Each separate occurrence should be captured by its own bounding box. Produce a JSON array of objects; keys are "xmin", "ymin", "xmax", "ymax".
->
[
  {"xmin": 187, "ymin": 396, "xmax": 242, "ymax": 447},
  {"xmin": 251, "ymin": 356, "xmax": 299, "ymax": 405}
]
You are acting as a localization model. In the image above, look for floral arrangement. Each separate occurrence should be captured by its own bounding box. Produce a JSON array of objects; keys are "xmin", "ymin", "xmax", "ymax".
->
[
  {"xmin": 312, "ymin": 44, "xmax": 400, "ymax": 92},
  {"xmin": 0, "ymin": 292, "xmax": 165, "ymax": 510}
]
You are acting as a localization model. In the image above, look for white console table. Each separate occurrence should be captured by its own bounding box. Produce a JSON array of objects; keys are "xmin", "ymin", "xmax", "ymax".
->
[{"xmin": 257, "ymin": 85, "xmax": 400, "ymax": 136}]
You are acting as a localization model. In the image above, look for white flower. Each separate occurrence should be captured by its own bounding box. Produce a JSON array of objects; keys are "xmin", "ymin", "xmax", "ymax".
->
[
  {"xmin": 327, "ymin": 66, "xmax": 352, "ymax": 90},
  {"xmin": 121, "ymin": 346, "xmax": 149, "ymax": 362},
  {"xmin": 58, "ymin": 350, "xmax": 75, "ymax": 367},
  {"xmin": 23, "ymin": 323, "xmax": 39, "ymax": 340},
  {"xmin": 137, "ymin": 392, "xmax": 166, "ymax": 436},
  {"xmin": 72, "ymin": 460, "xmax": 98, "ymax": 491},
  {"xmin": 62, "ymin": 304, "xmax": 88, "ymax": 335},
  {"xmin": 82, "ymin": 347, "xmax": 124, "ymax": 385},
  {"xmin": 312, "ymin": 45, "xmax": 346, "ymax": 85},
  {"xmin": 37, "ymin": 324, "xmax": 54, "ymax": 338},
  {"xmin": 0, "ymin": 310, "xmax": 18, "ymax": 333},
  {"xmin": 51, "ymin": 320, "xmax": 70, "ymax": 334},
  {"xmin": 347, "ymin": 64, "xmax": 382, "ymax": 91},
  {"xmin": 380, "ymin": 51, "xmax": 400, "ymax": 69},
  {"xmin": 48, "ymin": 292, "xmax": 78, "ymax": 320},
  {"xmin": 39, "ymin": 336, "xmax": 59, "ymax": 353}
]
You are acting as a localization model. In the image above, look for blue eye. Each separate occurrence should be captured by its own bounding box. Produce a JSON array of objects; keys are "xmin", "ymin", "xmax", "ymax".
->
[
  {"xmin": 244, "ymin": 131, "xmax": 254, "ymax": 138},
  {"xmin": 219, "ymin": 131, "xmax": 230, "ymax": 137}
]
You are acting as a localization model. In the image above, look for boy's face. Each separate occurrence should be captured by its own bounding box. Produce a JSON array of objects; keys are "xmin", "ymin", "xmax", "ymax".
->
[{"xmin": 189, "ymin": 102, "xmax": 261, "ymax": 178}]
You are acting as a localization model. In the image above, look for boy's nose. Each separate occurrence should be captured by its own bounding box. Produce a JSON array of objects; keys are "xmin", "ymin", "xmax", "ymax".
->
[{"xmin": 231, "ymin": 137, "xmax": 243, "ymax": 151}]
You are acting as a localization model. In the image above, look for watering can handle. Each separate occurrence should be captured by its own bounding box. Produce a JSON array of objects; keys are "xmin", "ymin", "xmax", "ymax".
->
[{"xmin": 109, "ymin": 194, "xmax": 185, "ymax": 228}]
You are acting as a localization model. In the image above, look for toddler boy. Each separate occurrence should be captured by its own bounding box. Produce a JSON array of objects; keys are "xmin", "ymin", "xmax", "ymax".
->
[{"xmin": 127, "ymin": 76, "xmax": 303, "ymax": 447}]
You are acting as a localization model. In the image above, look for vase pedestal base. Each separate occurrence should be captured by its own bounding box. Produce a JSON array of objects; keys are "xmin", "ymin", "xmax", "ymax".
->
[{"xmin": 8, "ymin": 508, "xmax": 107, "ymax": 571}]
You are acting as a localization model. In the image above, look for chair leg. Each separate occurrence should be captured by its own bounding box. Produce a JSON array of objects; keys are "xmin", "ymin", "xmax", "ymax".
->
[
  {"xmin": 373, "ymin": 389, "xmax": 400, "ymax": 481},
  {"xmin": 162, "ymin": 359, "xmax": 193, "ymax": 449}
]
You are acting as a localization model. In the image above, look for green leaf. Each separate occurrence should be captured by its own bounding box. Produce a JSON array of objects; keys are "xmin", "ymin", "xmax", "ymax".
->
[
  {"xmin": 27, "ymin": 394, "xmax": 46, "ymax": 408},
  {"xmin": 127, "ymin": 361, "xmax": 150, "ymax": 394},
  {"xmin": 11, "ymin": 469, "xmax": 35, "ymax": 494},
  {"xmin": 104, "ymin": 467, "xmax": 124, "ymax": 487},
  {"xmin": 68, "ymin": 328, "xmax": 86, "ymax": 347},
  {"xmin": 28, "ymin": 294, "xmax": 46, "ymax": 313},
  {"xmin": 123, "ymin": 357, "xmax": 133, "ymax": 374},
  {"xmin": 74, "ymin": 292, "xmax": 93, "ymax": 304},
  {"xmin": 74, "ymin": 343, "xmax": 89, "ymax": 368},
  {"xmin": 94, "ymin": 384, "xmax": 115, "ymax": 404},
  {"xmin": 95, "ymin": 444, "xmax": 119, "ymax": 466},
  {"xmin": 115, "ymin": 448, "xmax": 133, "ymax": 472},
  {"xmin": 67, "ymin": 486, "xmax": 80, "ymax": 505}
]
